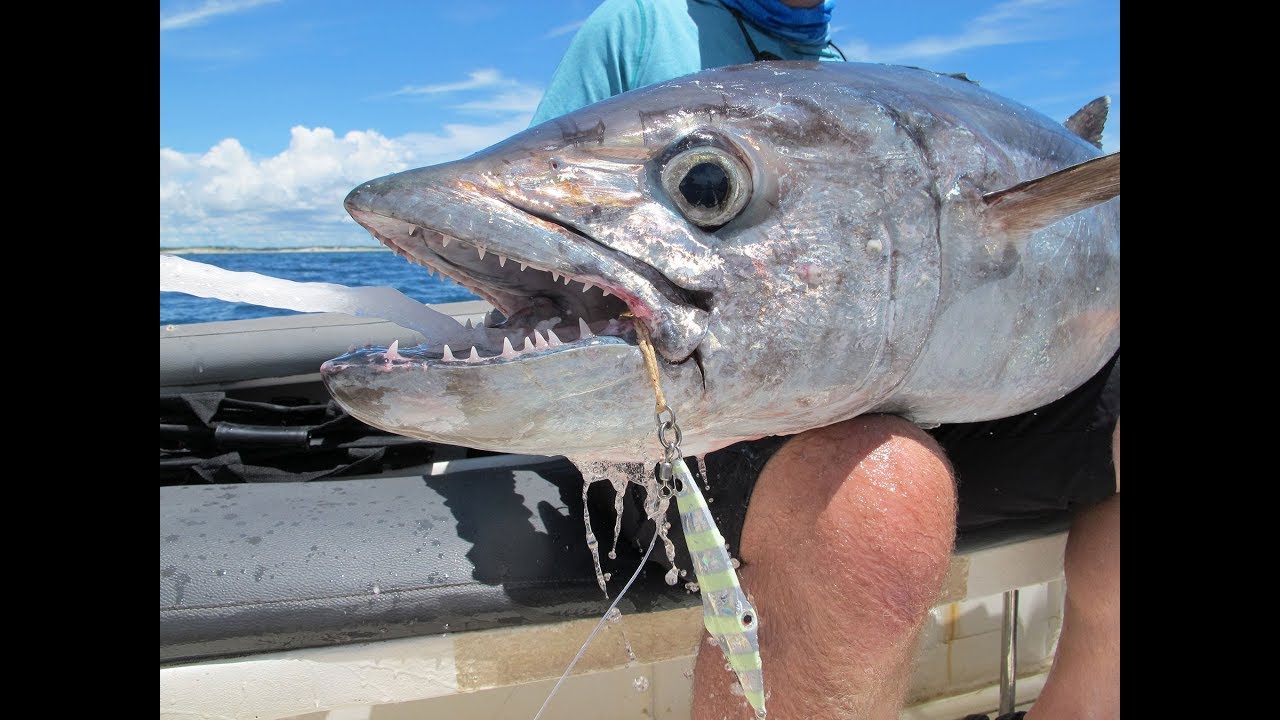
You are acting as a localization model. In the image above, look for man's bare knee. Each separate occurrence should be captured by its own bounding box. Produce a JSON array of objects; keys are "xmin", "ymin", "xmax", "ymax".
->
[
  {"xmin": 754, "ymin": 415, "xmax": 956, "ymax": 620},
  {"xmin": 696, "ymin": 414, "xmax": 957, "ymax": 718}
]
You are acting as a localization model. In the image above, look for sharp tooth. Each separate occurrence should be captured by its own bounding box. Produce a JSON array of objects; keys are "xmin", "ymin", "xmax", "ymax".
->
[
  {"xmin": 551, "ymin": 271, "xmax": 561, "ymax": 283},
  {"xmin": 533, "ymin": 330, "xmax": 549, "ymax": 349},
  {"xmin": 386, "ymin": 340, "xmax": 401, "ymax": 360},
  {"xmin": 547, "ymin": 329, "xmax": 563, "ymax": 347},
  {"xmin": 441, "ymin": 235, "xmax": 452, "ymax": 249},
  {"xmin": 468, "ymin": 347, "xmax": 481, "ymax": 362},
  {"xmin": 498, "ymin": 255, "xmax": 508, "ymax": 268},
  {"xmin": 476, "ymin": 245, "xmax": 487, "ymax": 260},
  {"xmin": 582, "ymin": 282, "xmax": 594, "ymax": 293},
  {"xmin": 442, "ymin": 345, "xmax": 456, "ymax": 362},
  {"xmin": 602, "ymin": 289, "xmax": 612, "ymax": 297},
  {"xmin": 519, "ymin": 262, "xmax": 528, "ymax": 271},
  {"xmin": 409, "ymin": 226, "xmax": 421, "ymax": 238},
  {"xmin": 464, "ymin": 319, "xmax": 473, "ymax": 329},
  {"xmin": 522, "ymin": 336, "xmax": 535, "ymax": 352},
  {"xmin": 579, "ymin": 317, "xmax": 593, "ymax": 339},
  {"xmin": 564, "ymin": 275, "xmax": 573, "ymax": 285},
  {"xmin": 605, "ymin": 319, "xmax": 620, "ymax": 335},
  {"xmin": 501, "ymin": 337, "xmax": 517, "ymax": 358}
]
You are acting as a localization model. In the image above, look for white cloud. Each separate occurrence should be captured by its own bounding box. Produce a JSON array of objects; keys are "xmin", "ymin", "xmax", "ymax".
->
[
  {"xmin": 159, "ymin": 118, "xmax": 533, "ymax": 249},
  {"xmin": 161, "ymin": 66, "xmax": 556, "ymax": 248},
  {"xmin": 392, "ymin": 69, "xmax": 507, "ymax": 96},
  {"xmin": 841, "ymin": 0, "xmax": 1072, "ymax": 63},
  {"xmin": 160, "ymin": 0, "xmax": 282, "ymax": 31},
  {"xmin": 543, "ymin": 19, "xmax": 585, "ymax": 39},
  {"xmin": 397, "ymin": 116, "xmax": 533, "ymax": 161},
  {"xmin": 161, "ymin": 68, "xmax": 550, "ymax": 249},
  {"xmin": 454, "ymin": 87, "xmax": 545, "ymax": 114},
  {"xmin": 387, "ymin": 68, "xmax": 545, "ymax": 118}
]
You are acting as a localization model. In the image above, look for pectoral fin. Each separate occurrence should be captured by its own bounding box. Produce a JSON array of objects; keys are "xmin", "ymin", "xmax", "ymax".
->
[{"xmin": 982, "ymin": 152, "xmax": 1119, "ymax": 239}]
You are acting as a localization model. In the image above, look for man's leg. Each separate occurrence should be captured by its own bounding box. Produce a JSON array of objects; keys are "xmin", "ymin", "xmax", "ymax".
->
[
  {"xmin": 692, "ymin": 415, "xmax": 957, "ymax": 720},
  {"xmin": 1024, "ymin": 418, "xmax": 1120, "ymax": 720}
]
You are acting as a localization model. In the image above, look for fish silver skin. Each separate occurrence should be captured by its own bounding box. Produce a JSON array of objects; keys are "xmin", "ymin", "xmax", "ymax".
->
[{"xmin": 322, "ymin": 61, "xmax": 1120, "ymax": 461}]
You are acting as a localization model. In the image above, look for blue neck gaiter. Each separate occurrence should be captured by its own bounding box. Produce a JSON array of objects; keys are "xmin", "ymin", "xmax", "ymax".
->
[{"xmin": 719, "ymin": 0, "xmax": 834, "ymax": 45}]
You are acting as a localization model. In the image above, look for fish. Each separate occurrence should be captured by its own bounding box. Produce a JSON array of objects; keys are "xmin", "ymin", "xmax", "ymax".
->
[
  {"xmin": 321, "ymin": 61, "xmax": 1119, "ymax": 716},
  {"xmin": 320, "ymin": 61, "xmax": 1119, "ymax": 463}
]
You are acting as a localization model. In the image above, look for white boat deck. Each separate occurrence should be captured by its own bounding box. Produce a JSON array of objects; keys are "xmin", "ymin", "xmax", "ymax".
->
[{"xmin": 161, "ymin": 533, "xmax": 1066, "ymax": 720}]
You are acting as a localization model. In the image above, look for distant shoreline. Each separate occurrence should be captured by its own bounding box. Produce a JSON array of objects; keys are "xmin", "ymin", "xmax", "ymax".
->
[{"xmin": 160, "ymin": 246, "xmax": 388, "ymax": 255}]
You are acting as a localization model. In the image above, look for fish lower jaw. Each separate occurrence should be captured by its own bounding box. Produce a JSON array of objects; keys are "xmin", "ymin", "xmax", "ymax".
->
[{"xmin": 339, "ymin": 316, "xmax": 639, "ymax": 369}]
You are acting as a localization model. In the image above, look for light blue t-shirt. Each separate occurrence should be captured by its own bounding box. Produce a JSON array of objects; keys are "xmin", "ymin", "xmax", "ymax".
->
[{"xmin": 530, "ymin": 0, "xmax": 843, "ymax": 126}]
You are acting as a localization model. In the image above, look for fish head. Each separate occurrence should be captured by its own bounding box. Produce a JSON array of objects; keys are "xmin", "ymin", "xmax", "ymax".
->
[{"xmin": 322, "ymin": 63, "xmax": 942, "ymax": 459}]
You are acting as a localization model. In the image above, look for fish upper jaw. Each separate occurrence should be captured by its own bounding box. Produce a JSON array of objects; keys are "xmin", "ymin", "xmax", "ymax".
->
[{"xmin": 340, "ymin": 170, "xmax": 711, "ymax": 364}]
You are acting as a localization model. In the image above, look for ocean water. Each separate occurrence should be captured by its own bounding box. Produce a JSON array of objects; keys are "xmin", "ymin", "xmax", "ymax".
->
[{"xmin": 159, "ymin": 250, "xmax": 482, "ymax": 326}]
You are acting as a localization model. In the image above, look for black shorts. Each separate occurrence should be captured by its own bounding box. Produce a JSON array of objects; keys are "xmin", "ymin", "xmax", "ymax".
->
[{"xmin": 688, "ymin": 351, "xmax": 1121, "ymax": 551}]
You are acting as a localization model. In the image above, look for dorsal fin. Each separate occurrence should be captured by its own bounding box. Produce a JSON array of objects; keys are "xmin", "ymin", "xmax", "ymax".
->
[
  {"xmin": 1065, "ymin": 97, "xmax": 1109, "ymax": 149},
  {"xmin": 983, "ymin": 153, "xmax": 1119, "ymax": 238}
]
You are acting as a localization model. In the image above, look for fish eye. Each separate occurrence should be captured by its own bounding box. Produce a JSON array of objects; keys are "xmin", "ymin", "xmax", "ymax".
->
[
  {"xmin": 661, "ymin": 145, "xmax": 751, "ymax": 229},
  {"xmin": 740, "ymin": 612, "xmax": 754, "ymax": 628}
]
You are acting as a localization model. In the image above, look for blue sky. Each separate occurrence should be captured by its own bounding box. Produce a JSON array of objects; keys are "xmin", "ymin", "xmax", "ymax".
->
[{"xmin": 159, "ymin": 0, "xmax": 1120, "ymax": 249}]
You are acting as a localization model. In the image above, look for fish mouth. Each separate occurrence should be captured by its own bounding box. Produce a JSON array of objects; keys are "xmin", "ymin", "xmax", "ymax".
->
[{"xmin": 330, "ymin": 182, "xmax": 710, "ymax": 370}]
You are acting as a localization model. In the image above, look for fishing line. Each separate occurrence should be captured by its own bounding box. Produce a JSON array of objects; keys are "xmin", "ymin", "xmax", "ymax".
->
[
  {"xmin": 531, "ymin": 523, "xmax": 660, "ymax": 720},
  {"xmin": 625, "ymin": 311, "xmax": 669, "ymax": 415},
  {"xmin": 632, "ymin": 316, "xmax": 769, "ymax": 718},
  {"xmin": 533, "ymin": 317, "xmax": 672, "ymax": 720},
  {"xmin": 536, "ymin": 316, "xmax": 766, "ymax": 717}
]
